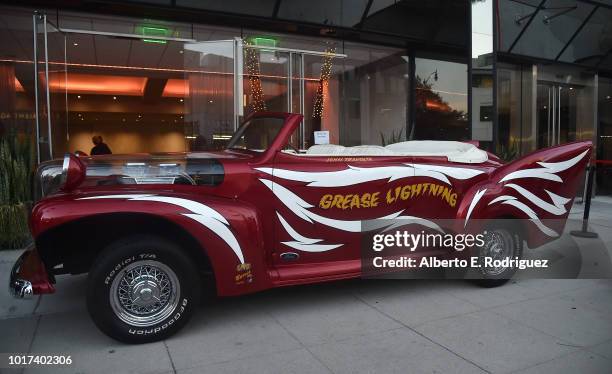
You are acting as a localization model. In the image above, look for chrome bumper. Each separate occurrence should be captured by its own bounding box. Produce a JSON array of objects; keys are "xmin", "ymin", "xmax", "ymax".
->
[{"xmin": 9, "ymin": 251, "xmax": 34, "ymax": 299}]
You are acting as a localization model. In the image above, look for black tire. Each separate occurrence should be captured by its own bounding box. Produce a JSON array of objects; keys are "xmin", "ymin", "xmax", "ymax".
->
[
  {"xmin": 473, "ymin": 226, "xmax": 523, "ymax": 288},
  {"xmin": 87, "ymin": 235, "xmax": 201, "ymax": 343}
]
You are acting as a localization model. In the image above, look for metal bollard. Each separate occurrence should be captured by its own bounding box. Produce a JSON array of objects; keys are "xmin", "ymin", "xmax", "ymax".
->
[{"xmin": 570, "ymin": 165, "xmax": 598, "ymax": 238}]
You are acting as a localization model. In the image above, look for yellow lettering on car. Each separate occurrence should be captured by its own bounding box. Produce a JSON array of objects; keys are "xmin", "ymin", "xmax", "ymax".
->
[{"xmin": 318, "ymin": 182, "xmax": 458, "ymax": 210}]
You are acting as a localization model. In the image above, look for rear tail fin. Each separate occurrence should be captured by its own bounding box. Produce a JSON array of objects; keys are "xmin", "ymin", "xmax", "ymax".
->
[{"xmin": 488, "ymin": 141, "xmax": 592, "ymax": 243}]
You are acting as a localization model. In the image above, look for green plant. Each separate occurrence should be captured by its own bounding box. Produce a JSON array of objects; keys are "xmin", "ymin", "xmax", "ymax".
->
[
  {"xmin": 0, "ymin": 133, "xmax": 35, "ymax": 249},
  {"xmin": 380, "ymin": 127, "xmax": 405, "ymax": 146},
  {"xmin": 498, "ymin": 140, "xmax": 519, "ymax": 162}
]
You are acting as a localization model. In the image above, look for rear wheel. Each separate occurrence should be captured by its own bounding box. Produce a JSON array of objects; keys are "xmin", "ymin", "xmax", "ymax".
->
[
  {"xmin": 87, "ymin": 235, "xmax": 201, "ymax": 343},
  {"xmin": 474, "ymin": 226, "xmax": 523, "ymax": 288}
]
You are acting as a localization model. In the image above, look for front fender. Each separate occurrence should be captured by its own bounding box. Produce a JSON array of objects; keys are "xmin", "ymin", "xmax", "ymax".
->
[
  {"xmin": 457, "ymin": 141, "xmax": 592, "ymax": 248},
  {"xmin": 31, "ymin": 190, "xmax": 270, "ymax": 296}
]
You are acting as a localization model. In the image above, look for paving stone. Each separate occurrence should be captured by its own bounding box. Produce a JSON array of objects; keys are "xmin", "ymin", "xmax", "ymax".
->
[
  {"xmin": 414, "ymin": 310, "xmax": 576, "ymax": 373},
  {"xmin": 308, "ymin": 328, "xmax": 486, "ymax": 374}
]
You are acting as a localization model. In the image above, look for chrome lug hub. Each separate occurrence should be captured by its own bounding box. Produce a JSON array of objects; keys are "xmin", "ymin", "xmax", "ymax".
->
[{"xmin": 110, "ymin": 260, "xmax": 180, "ymax": 327}]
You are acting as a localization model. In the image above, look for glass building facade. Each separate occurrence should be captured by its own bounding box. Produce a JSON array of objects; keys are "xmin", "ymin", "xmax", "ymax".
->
[{"xmin": 0, "ymin": 0, "xmax": 611, "ymax": 194}]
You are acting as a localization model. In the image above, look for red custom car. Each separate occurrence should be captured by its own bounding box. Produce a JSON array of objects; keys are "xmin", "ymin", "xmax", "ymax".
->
[{"xmin": 10, "ymin": 112, "xmax": 591, "ymax": 343}]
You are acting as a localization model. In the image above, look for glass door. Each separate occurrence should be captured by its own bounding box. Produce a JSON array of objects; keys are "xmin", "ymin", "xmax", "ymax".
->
[
  {"xmin": 536, "ymin": 64, "xmax": 596, "ymax": 150},
  {"xmin": 184, "ymin": 39, "xmax": 242, "ymax": 150},
  {"xmin": 35, "ymin": 16, "xmax": 239, "ymax": 155},
  {"xmin": 241, "ymin": 44, "xmax": 346, "ymax": 149},
  {"xmin": 33, "ymin": 13, "xmax": 68, "ymax": 162},
  {"xmin": 537, "ymin": 83, "xmax": 580, "ymax": 148},
  {"xmin": 243, "ymin": 45, "xmax": 299, "ymax": 147}
]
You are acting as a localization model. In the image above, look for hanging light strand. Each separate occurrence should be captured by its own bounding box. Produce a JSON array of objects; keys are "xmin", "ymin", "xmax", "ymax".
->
[
  {"xmin": 312, "ymin": 46, "xmax": 336, "ymax": 119},
  {"xmin": 244, "ymin": 40, "xmax": 267, "ymax": 113}
]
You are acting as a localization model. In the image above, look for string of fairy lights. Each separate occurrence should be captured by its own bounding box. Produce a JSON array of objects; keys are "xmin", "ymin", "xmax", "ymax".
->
[
  {"xmin": 244, "ymin": 40, "xmax": 268, "ymax": 113},
  {"xmin": 243, "ymin": 38, "xmax": 336, "ymax": 118},
  {"xmin": 312, "ymin": 46, "xmax": 336, "ymax": 120}
]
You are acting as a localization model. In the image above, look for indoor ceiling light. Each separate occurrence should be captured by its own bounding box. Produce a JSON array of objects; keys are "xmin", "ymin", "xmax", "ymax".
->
[
  {"xmin": 143, "ymin": 39, "xmax": 167, "ymax": 44},
  {"xmin": 44, "ymin": 72, "xmax": 147, "ymax": 96},
  {"xmin": 162, "ymin": 79, "xmax": 188, "ymax": 97}
]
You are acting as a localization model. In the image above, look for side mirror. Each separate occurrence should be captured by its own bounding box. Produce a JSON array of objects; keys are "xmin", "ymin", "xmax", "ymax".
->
[{"xmin": 60, "ymin": 153, "xmax": 86, "ymax": 192}]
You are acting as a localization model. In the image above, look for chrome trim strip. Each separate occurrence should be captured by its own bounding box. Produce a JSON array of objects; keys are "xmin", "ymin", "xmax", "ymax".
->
[
  {"xmin": 10, "ymin": 279, "xmax": 33, "ymax": 299},
  {"xmin": 60, "ymin": 153, "xmax": 70, "ymax": 186}
]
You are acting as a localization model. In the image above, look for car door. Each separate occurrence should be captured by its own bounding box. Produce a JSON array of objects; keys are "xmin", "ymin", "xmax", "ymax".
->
[{"xmin": 261, "ymin": 150, "xmax": 415, "ymax": 279}]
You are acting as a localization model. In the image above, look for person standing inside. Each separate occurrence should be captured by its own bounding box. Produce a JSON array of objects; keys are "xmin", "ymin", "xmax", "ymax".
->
[{"xmin": 90, "ymin": 135, "xmax": 112, "ymax": 155}]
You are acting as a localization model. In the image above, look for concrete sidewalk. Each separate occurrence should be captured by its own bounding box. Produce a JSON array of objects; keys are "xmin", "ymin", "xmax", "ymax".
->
[{"xmin": 1, "ymin": 199, "xmax": 612, "ymax": 374}]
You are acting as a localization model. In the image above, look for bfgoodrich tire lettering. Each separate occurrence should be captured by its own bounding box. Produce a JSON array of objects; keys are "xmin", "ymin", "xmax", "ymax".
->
[{"xmin": 87, "ymin": 235, "xmax": 201, "ymax": 343}]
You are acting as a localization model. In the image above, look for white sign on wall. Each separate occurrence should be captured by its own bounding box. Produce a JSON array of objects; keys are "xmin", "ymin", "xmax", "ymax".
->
[{"xmin": 314, "ymin": 131, "xmax": 330, "ymax": 145}]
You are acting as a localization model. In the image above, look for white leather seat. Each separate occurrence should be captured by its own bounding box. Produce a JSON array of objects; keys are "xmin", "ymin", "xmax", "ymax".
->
[
  {"xmin": 343, "ymin": 145, "xmax": 394, "ymax": 156},
  {"xmin": 304, "ymin": 140, "xmax": 488, "ymax": 163},
  {"xmin": 305, "ymin": 144, "xmax": 347, "ymax": 155},
  {"xmin": 385, "ymin": 141, "xmax": 487, "ymax": 163}
]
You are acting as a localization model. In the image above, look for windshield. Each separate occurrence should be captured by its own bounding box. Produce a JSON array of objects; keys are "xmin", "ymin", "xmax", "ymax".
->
[{"xmin": 227, "ymin": 117, "xmax": 285, "ymax": 151}]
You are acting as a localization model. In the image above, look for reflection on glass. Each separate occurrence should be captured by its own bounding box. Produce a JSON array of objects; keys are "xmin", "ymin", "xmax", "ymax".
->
[
  {"xmin": 0, "ymin": 8, "xmax": 36, "ymax": 163},
  {"xmin": 361, "ymin": 1, "xmax": 468, "ymax": 47},
  {"xmin": 243, "ymin": 47, "xmax": 289, "ymax": 115},
  {"xmin": 498, "ymin": 0, "xmax": 602, "ymax": 62},
  {"xmin": 558, "ymin": 7, "xmax": 612, "ymax": 66},
  {"xmin": 303, "ymin": 51, "xmax": 341, "ymax": 148},
  {"xmin": 536, "ymin": 84, "xmax": 579, "ymax": 148},
  {"xmin": 339, "ymin": 46, "xmax": 408, "ymax": 147},
  {"xmin": 414, "ymin": 58, "xmax": 468, "ymax": 141},
  {"xmin": 516, "ymin": 0, "xmax": 595, "ymax": 60},
  {"xmin": 176, "ymin": 0, "xmax": 278, "ymax": 17},
  {"xmin": 471, "ymin": 0, "xmax": 493, "ymax": 64},
  {"xmin": 186, "ymin": 40, "xmax": 236, "ymax": 151},
  {"xmin": 597, "ymin": 77, "xmax": 612, "ymax": 195},
  {"xmin": 277, "ymin": 0, "xmax": 368, "ymax": 28},
  {"xmin": 497, "ymin": 63, "xmax": 525, "ymax": 160},
  {"xmin": 471, "ymin": 0, "xmax": 493, "ymax": 148},
  {"xmin": 536, "ymin": 64, "xmax": 596, "ymax": 148}
]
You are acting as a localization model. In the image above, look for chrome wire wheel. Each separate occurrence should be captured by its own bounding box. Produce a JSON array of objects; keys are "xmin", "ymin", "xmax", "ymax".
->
[
  {"xmin": 480, "ymin": 229, "xmax": 514, "ymax": 277},
  {"xmin": 109, "ymin": 260, "xmax": 180, "ymax": 327}
]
